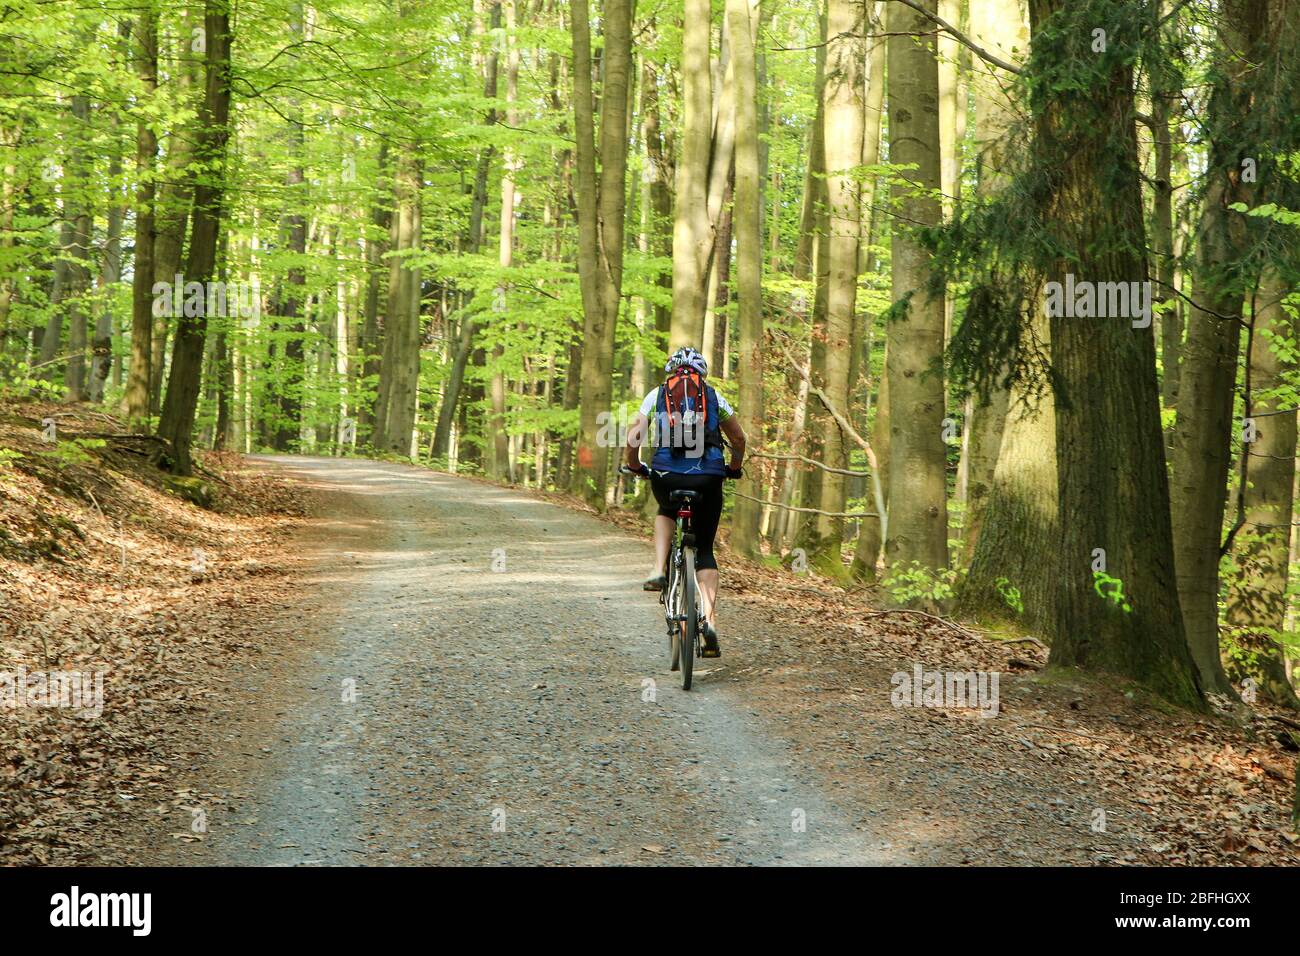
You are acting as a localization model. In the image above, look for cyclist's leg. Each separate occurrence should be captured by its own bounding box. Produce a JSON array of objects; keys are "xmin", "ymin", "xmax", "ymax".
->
[
  {"xmin": 652, "ymin": 515, "xmax": 673, "ymax": 575},
  {"xmin": 646, "ymin": 474, "xmax": 676, "ymax": 584},
  {"xmin": 698, "ymin": 569, "xmax": 719, "ymax": 624},
  {"xmin": 692, "ymin": 477, "xmax": 725, "ymax": 624}
]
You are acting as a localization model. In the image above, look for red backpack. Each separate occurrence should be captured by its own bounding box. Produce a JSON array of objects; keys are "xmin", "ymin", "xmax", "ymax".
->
[{"xmin": 659, "ymin": 368, "xmax": 721, "ymax": 457}]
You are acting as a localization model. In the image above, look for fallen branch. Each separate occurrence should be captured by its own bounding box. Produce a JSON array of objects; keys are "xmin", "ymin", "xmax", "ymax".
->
[
  {"xmin": 733, "ymin": 490, "xmax": 876, "ymax": 519},
  {"xmin": 1004, "ymin": 635, "xmax": 1049, "ymax": 651},
  {"xmin": 1018, "ymin": 723, "xmax": 1107, "ymax": 743},
  {"xmin": 862, "ymin": 608, "xmax": 981, "ymax": 640},
  {"xmin": 750, "ymin": 451, "xmax": 872, "ymax": 477}
]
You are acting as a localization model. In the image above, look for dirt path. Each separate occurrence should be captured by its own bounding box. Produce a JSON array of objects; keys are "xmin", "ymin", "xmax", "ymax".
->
[
  {"xmin": 133, "ymin": 456, "xmax": 897, "ymax": 865},
  {"xmin": 112, "ymin": 455, "xmax": 1299, "ymax": 868}
]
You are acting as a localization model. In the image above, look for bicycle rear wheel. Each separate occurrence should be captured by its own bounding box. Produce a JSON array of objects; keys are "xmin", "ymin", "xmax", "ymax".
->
[
  {"xmin": 666, "ymin": 556, "xmax": 681, "ymax": 671},
  {"xmin": 680, "ymin": 548, "xmax": 697, "ymax": 691}
]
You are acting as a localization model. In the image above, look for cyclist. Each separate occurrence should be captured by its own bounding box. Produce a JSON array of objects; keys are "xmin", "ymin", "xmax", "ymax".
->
[{"xmin": 624, "ymin": 346, "xmax": 746, "ymax": 658}]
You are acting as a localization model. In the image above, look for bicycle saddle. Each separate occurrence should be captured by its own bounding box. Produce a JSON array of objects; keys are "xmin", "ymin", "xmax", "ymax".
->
[{"xmin": 669, "ymin": 489, "xmax": 701, "ymax": 503}]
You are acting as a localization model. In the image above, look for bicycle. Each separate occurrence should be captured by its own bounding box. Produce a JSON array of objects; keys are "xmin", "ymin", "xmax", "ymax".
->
[{"xmin": 620, "ymin": 464, "xmax": 709, "ymax": 691}]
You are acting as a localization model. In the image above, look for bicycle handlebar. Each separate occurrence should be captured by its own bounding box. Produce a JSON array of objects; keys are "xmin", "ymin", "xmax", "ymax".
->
[{"xmin": 620, "ymin": 463, "xmax": 742, "ymax": 479}]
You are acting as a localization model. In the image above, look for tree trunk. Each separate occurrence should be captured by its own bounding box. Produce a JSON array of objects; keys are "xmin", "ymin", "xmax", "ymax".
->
[
  {"xmin": 149, "ymin": 12, "xmax": 202, "ymax": 414},
  {"xmin": 431, "ymin": 2, "xmax": 500, "ymax": 453},
  {"xmin": 356, "ymin": 141, "xmax": 390, "ymax": 439},
  {"xmin": 669, "ymin": 0, "xmax": 713, "ymax": 351},
  {"xmin": 89, "ymin": 148, "xmax": 124, "ymax": 403},
  {"xmin": 126, "ymin": 6, "xmax": 158, "ymax": 429},
  {"xmin": 958, "ymin": 313, "xmax": 1057, "ymax": 636},
  {"xmin": 572, "ymin": 0, "xmax": 632, "ymax": 506},
  {"xmin": 272, "ymin": 119, "xmax": 307, "ymax": 451},
  {"xmin": 729, "ymin": 0, "xmax": 763, "ymax": 557},
  {"xmin": 1225, "ymin": 272, "xmax": 1299, "ymax": 708},
  {"xmin": 488, "ymin": 0, "xmax": 524, "ymax": 481},
  {"xmin": 156, "ymin": 0, "xmax": 233, "ymax": 476},
  {"xmin": 1168, "ymin": 0, "xmax": 1268, "ymax": 696},
  {"xmin": 1029, "ymin": 0, "xmax": 1202, "ymax": 708},
  {"xmin": 849, "ymin": 1, "xmax": 887, "ymax": 579},
  {"xmin": 373, "ymin": 145, "xmax": 422, "ymax": 457},
  {"xmin": 641, "ymin": 56, "xmax": 674, "ymax": 347},
  {"xmin": 802, "ymin": 0, "xmax": 864, "ymax": 581},
  {"xmin": 468, "ymin": 0, "xmax": 502, "ymax": 253},
  {"xmin": 1152, "ymin": 0, "xmax": 1181, "ymax": 418},
  {"xmin": 36, "ymin": 219, "xmax": 72, "ymax": 374},
  {"xmin": 61, "ymin": 93, "xmax": 94, "ymax": 401},
  {"xmin": 433, "ymin": 317, "xmax": 475, "ymax": 459},
  {"xmin": 956, "ymin": 0, "xmax": 1028, "ymax": 564},
  {"xmin": 884, "ymin": 0, "xmax": 948, "ymax": 573}
]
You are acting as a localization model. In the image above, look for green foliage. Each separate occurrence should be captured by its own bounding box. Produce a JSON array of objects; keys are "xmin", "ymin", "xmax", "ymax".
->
[{"xmin": 882, "ymin": 562, "xmax": 965, "ymax": 606}]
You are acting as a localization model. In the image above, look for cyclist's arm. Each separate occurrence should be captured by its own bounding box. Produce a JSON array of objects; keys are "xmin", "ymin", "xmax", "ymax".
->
[
  {"xmin": 721, "ymin": 416, "xmax": 746, "ymax": 470},
  {"xmin": 625, "ymin": 412, "xmax": 650, "ymax": 471}
]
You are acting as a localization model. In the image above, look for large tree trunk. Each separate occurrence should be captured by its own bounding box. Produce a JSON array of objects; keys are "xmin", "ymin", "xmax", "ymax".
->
[
  {"xmin": 487, "ymin": 0, "xmax": 521, "ymax": 481},
  {"xmin": 849, "ymin": 1, "xmax": 887, "ymax": 579},
  {"xmin": 1152, "ymin": 0, "xmax": 1181, "ymax": 419},
  {"xmin": 156, "ymin": 0, "xmax": 233, "ymax": 476},
  {"xmin": 955, "ymin": 0, "xmax": 1027, "ymax": 562},
  {"xmin": 1168, "ymin": 0, "xmax": 1268, "ymax": 696},
  {"xmin": 1029, "ymin": 0, "xmax": 1201, "ymax": 708},
  {"xmin": 126, "ymin": 7, "xmax": 158, "ymax": 428},
  {"xmin": 800, "ymin": 0, "xmax": 864, "ymax": 581},
  {"xmin": 1225, "ymin": 271, "xmax": 1299, "ymax": 708},
  {"xmin": 572, "ymin": 0, "xmax": 632, "ymax": 506},
  {"xmin": 149, "ymin": 11, "xmax": 202, "ymax": 413},
  {"xmin": 669, "ymin": 0, "xmax": 713, "ymax": 351},
  {"xmin": 884, "ymin": 0, "xmax": 948, "ymax": 573},
  {"xmin": 700, "ymin": 15, "xmax": 738, "ymax": 373},
  {"xmin": 728, "ymin": 0, "xmax": 763, "ymax": 557},
  {"xmin": 792, "ymin": 165, "xmax": 832, "ymax": 556},
  {"xmin": 958, "ymin": 313, "xmax": 1058, "ymax": 637},
  {"xmin": 778, "ymin": 21, "xmax": 826, "ymax": 553}
]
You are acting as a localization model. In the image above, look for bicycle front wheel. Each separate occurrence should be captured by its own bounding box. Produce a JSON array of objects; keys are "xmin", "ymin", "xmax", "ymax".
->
[{"xmin": 680, "ymin": 548, "xmax": 697, "ymax": 691}]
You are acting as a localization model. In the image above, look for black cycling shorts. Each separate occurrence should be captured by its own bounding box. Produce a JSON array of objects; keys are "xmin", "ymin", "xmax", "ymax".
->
[{"xmin": 650, "ymin": 471, "xmax": 724, "ymax": 571}]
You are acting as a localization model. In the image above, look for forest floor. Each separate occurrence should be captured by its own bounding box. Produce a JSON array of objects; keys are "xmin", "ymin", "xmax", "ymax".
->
[{"xmin": 2, "ymin": 405, "xmax": 1299, "ymax": 865}]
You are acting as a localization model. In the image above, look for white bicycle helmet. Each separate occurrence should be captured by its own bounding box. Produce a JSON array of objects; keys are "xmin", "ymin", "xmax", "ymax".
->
[{"xmin": 665, "ymin": 346, "xmax": 708, "ymax": 377}]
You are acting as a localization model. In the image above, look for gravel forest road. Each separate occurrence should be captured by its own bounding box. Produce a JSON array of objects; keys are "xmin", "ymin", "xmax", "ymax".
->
[{"xmin": 161, "ymin": 455, "xmax": 898, "ymax": 866}]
